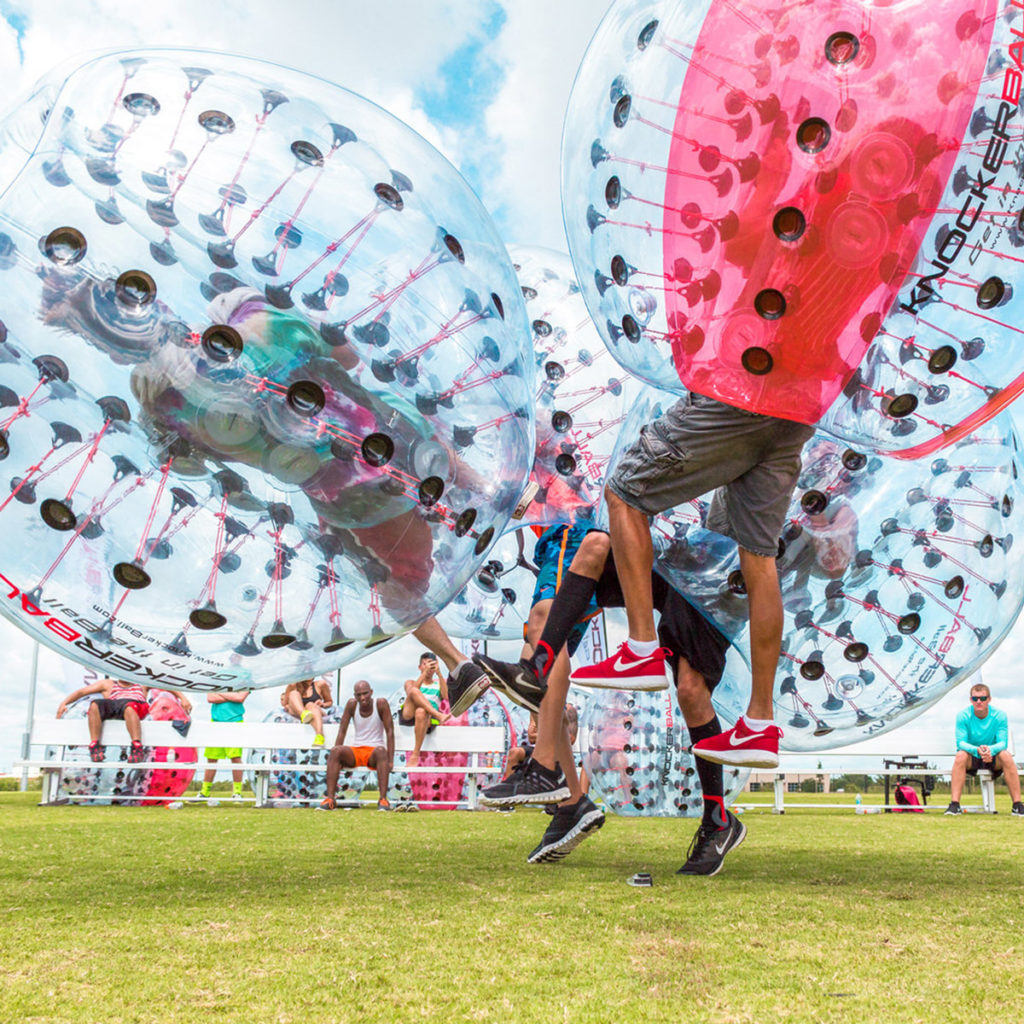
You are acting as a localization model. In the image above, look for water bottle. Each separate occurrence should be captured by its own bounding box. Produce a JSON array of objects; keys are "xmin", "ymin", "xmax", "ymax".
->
[{"xmin": 855, "ymin": 792, "xmax": 864, "ymax": 814}]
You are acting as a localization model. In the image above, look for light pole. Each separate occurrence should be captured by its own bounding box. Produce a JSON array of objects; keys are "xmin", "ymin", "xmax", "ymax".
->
[{"xmin": 20, "ymin": 641, "xmax": 40, "ymax": 792}]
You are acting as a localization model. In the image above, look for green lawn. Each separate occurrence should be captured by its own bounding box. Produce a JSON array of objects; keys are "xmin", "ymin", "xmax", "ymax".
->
[{"xmin": 1, "ymin": 791, "xmax": 1021, "ymax": 1024}]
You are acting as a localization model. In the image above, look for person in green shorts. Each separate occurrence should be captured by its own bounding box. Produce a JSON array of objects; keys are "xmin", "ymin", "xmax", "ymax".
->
[
  {"xmin": 399, "ymin": 653, "xmax": 451, "ymax": 767},
  {"xmin": 199, "ymin": 691, "xmax": 249, "ymax": 802}
]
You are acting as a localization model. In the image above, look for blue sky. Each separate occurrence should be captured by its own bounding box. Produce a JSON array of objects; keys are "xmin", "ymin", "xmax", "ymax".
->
[{"xmin": 0, "ymin": 0, "xmax": 1021, "ymax": 773}]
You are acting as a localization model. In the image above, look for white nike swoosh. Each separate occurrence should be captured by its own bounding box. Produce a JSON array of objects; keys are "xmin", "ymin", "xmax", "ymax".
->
[
  {"xmin": 713, "ymin": 838, "xmax": 729, "ymax": 855},
  {"xmin": 723, "ymin": 733, "xmax": 771, "ymax": 748},
  {"xmin": 612, "ymin": 653, "xmax": 654, "ymax": 672}
]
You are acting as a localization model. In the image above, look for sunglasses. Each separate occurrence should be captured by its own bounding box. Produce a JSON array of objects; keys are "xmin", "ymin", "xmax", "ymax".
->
[{"xmin": 971, "ymin": 695, "xmax": 990, "ymax": 703}]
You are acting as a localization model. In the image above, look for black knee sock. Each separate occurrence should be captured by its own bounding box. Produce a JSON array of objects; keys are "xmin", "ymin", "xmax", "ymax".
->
[
  {"xmin": 528, "ymin": 571, "xmax": 599, "ymax": 679},
  {"xmin": 688, "ymin": 716, "xmax": 726, "ymax": 829}
]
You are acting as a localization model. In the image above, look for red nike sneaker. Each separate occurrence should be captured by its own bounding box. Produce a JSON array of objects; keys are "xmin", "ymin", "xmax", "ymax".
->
[
  {"xmin": 570, "ymin": 642, "xmax": 669, "ymax": 690},
  {"xmin": 692, "ymin": 717, "xmax": 781, "ymax": 769}
]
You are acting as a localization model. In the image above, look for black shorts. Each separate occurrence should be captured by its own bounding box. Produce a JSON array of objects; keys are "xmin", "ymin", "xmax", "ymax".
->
[
  {"xmin": 595, "ymin": 554, "xmax": 729, "ymax": 690},
  {"xmin": 966, "ymin": 754, "xmax": 1004, "ymax": 778},
  {"xmin": 92, "ymin": 698, "xmax": 149, "ymax": 721},
  {"xmin": 398, "ymin": 712, "xmax": 436, "ymax": 734}
]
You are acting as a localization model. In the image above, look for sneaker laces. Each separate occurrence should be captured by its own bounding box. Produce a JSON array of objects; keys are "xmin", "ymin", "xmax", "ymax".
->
[{"xmin": 685, "ymin": 823, "xmax": 716, "ymax": 861}]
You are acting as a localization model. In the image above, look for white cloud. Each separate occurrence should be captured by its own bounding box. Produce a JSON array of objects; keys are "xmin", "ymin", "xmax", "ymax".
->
[{"xmin": 481, "ymin": 2, "xmax": 605, "ymax": 251}]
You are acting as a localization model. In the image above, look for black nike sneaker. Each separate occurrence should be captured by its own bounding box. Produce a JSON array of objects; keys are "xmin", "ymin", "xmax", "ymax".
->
[
  {"xmin": 944, "ymin": 801, "xmax": 963, "ymax": 815},
  {"xmin": 447, "ymin": 660, "xmax": 490, "ymax": 716},
  {"xmin": 473, "ymin": 654, "xmax": 547, "ymax": 713},
  {"xmin": 527, "ymin": 796, "xmax": 606, "ymax": 863},
  {"xmin": 479, "ymin": 758, "xmax": 569, "ymax": 806},
  {"xmin": 676, "ymin": 810, "xmax": 746, "ymax": 876}
]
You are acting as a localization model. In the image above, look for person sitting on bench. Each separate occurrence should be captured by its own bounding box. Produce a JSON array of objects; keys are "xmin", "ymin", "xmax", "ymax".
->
[
  {"xmin": 945, "ymin": 682, "xmax": 1024, "ymax": 816},
  {"xmin": 56, "ymin": 678, "xmax": 151, "ymax": 764},
  {"xmin": 319, "ymin": 680, "xmax": 394, "ymax": 811}
]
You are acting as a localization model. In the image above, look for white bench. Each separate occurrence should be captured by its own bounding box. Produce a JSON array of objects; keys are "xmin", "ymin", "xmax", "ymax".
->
[
  {"xmin": 749, "ymin": 742, "xmax": 1018, "ymax": 815},
  {"xmin": 14, "ymin": 718, "xmax": 508, "ymax": 809}
]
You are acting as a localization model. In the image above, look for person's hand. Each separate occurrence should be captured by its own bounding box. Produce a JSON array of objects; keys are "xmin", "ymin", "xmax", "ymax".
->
[
  {"xmin": 980, "ymin": 745, "xmax": 992, "ymax": 762},
  {"xmin": 56, "ymin": 702, "xmax": 66, "ymax": 719}
]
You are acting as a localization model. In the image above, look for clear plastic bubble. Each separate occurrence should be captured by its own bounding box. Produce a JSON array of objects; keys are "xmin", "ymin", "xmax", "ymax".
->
[
  {"xmin": 580, "ymin": 689, "xmax": 749, "ymax": 817},
  {"xmin": 436, "ymin": 526, "xmax": 537, "ymax": 641},
  {"xmin": 563, "ymin": 0, "xmax": 1022, "ymax": 454},
  {"xmin": 0, "ymin": 50, "xmax": 534, "ymax": 692}
]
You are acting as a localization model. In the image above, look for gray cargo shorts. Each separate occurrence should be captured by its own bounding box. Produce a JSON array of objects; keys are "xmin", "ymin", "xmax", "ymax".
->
[{"xmin": 607, "ymin": 393, "xmax": 815, "ymax": 558}]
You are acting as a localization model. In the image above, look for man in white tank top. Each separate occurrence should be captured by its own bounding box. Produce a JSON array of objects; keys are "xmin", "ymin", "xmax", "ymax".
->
[{"xmin": 319, "ymin": 680, "xmax": 394, "ymax": 811}]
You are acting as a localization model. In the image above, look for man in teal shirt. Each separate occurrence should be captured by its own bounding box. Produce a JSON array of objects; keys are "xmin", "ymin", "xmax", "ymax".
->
[{"xmin": 945, "ymin": 682, "xmax": 1023, "ymax": 815}]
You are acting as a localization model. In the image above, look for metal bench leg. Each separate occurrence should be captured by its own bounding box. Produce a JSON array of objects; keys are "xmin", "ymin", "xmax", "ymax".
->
[
  {"xmin": 41, "ymin": 768, "xmax": 59, "ymax": 806},
  {"xmin": 979, "ymin": 770, "xmax": 996, "ymax": 813},
  {"xmin": 254, "ymin": 769, "xmax": 269, "ymax": 808},
  {"xmin": 467, "ymin": 754, "xmax": 479, "ymax": 811},
  {"xmin": 774, "ymin": 774, "xmax": 785, "ymax": 814}
]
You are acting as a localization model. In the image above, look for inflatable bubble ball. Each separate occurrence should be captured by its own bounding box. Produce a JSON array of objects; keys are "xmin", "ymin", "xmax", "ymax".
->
[
  {"xmin": 580, "ymin": 688, "xmax": 749, "ymax": 817},
  {"xmin": 564, "ymin": 0, "xmax": 1024, "ymax": 454},
  {"xmin": 0, "ymin": 49, "xmax": 534, "ymax": 694},
  {"xmin": 436, "ymin": 526, "xmax": 537, "ymax": 642}
]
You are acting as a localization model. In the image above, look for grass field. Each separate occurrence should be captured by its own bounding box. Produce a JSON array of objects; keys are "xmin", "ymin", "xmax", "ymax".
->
[{"xmin": 1, "ymin": 791, "xmax": 1022, "ymax": 1024}]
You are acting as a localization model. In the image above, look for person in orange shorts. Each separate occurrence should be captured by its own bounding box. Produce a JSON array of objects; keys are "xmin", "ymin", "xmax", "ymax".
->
[{"xmin": 319, "ymin": 680, "xmax": 394, "ymax": 811}]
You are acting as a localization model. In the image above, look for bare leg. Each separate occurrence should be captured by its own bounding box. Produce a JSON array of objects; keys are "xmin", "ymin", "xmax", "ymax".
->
[
  {"xmin": 203, "ymin": 768, "xmax": 217, "ymax": 785},
  {"xmin": 737, "ymin": 547, "xmax": 783, "ymax": 721},
  {"xmin": 503, "ymin": 746, "xmax": 527, "ymax": 778},
  {"xmin": 230, "ymin": 758, "xmax": 243, "ymax": 784},
  {"xmin": 532, "ymin": 648, "xmax": 571, "ymax": 771},
  {"xmin": 951, "ymin": 750, "xmax": 969, "ymax": 802},
  {"xmin": 401, "ymin": 684, "xmax": 451, "ymax": 723},
  {"xmin": 554, "ymin": 718, "xmax": 583, "ymax": 804},
  {"xmin": 409, "ymin": 707, "xmax": 432, "ymax": 766},
  {"xmin": 123, "ymin": 706, "xmax": 142, "ymax": 744},
  {"xmin": 87, "ymin": 702, "xmax": 102, "ymax": 744},
  {"xmin": 997, "ymin": 751, "xmax": 1021, "ymax": 803},
  {"xmin": 412, "ymin": 616, "xmax": 463, "ymax": 673},
  {"xmin": 326, "ymin": 745, "xmax": 356, "ymax": 801},
  {"xmin": 526, "ymin": 530, "xmax": 611, "ymax": 786},
  {"xmin": 285, "ymin": 691, "xmax": 306, "ymax": 719},
  {"xmin": 606, "ymin": 488, "xmax": 656, "ymax": 643},
  {"xmin": 301, "ymin": 704, "xmax": 324, "ymax": 737},
  {"xmin": 369, "ymin": 748, "xmax": 390, "ymax": 797}
]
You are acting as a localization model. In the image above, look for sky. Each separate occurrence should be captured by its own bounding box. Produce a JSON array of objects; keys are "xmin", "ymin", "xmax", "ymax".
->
[{"xmin": 0, "ymin": 0, "xmax": 1021, "ymax": 773}]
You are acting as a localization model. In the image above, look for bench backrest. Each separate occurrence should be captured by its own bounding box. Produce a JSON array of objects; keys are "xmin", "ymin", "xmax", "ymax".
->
[{"xmin": 31, "ymin": 718, "xmax": 507, "ymax": 753}]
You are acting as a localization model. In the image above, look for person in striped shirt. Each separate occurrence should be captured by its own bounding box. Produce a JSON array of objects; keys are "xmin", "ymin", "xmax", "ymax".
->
[{"xmin": 57, "ymin": 677, "xmax": 151, "ymax": 764}]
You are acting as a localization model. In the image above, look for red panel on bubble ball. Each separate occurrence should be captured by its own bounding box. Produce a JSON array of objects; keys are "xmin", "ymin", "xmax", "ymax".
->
[{"xmin": 662, "ymin": 0, "xmax": 996, "ymax": 423}]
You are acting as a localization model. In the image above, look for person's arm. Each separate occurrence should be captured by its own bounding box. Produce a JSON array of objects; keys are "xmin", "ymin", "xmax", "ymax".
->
[
  {"xmin": 380, "ymin": 699, "xmax": 395, "ymax": 766},
  {"xmin": 436, "ymin": 665, "xmax": 448, "ymax": 707},
  {"xmin": 316, "ymin": 679, "xmax": 333, "ymax": 709},
  {"xmin": 334, "ymin": 699, "xmax": 355, "ymax": 747},
  {"xmin": 208, "ymin": 693, "xmax": 225, "ymax": 704},
  {"xmin": 56, "ymin": 680, "xmax": 107, "ymax": 717},
  {"xmin": 224, "ymin": 691, "xmax": 249, "ymax": 703},
  {"xmin": 956, "ymin": 711, "xmax": 979, "ymax": 756},
  {"xmin": 176, "ymin": 693, "xmax": 192, "ymax": 715}
]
